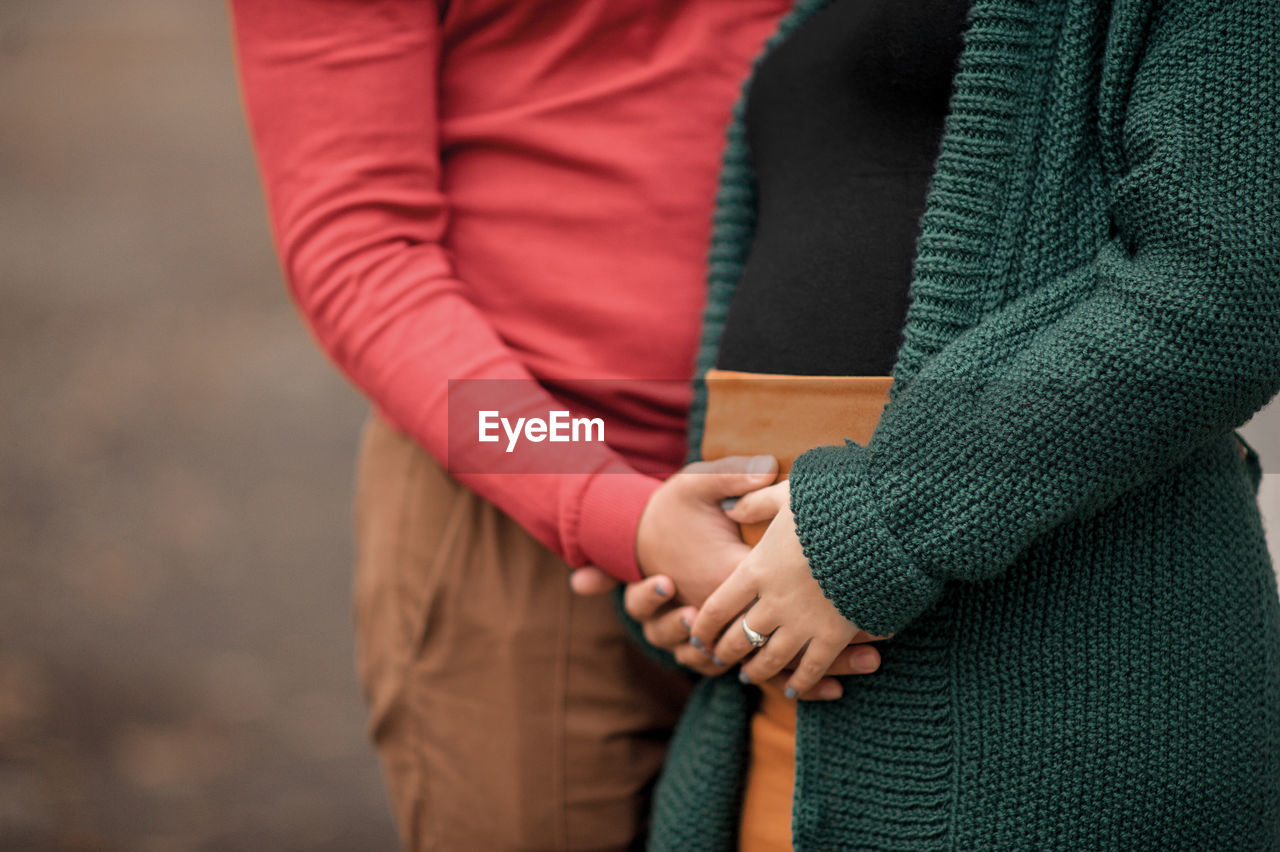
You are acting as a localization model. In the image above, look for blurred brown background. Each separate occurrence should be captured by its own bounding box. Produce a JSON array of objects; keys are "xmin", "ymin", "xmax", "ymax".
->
[
  {"xmin": 0, "ymin": 1, "xmax": 1276, "ymax": 850},
  {"xmin": 1, "ymin": 1, "xmax": 394, "ymax": 848}
]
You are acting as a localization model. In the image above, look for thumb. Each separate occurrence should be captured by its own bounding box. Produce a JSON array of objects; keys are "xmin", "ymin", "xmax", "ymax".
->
[
  {"xmin": 681, "ymin": 455, "xmax": 778, "ymax": 503},
  {"xmin": 724, "ymin": 480, "xmax": 789, "ymax": 524}
]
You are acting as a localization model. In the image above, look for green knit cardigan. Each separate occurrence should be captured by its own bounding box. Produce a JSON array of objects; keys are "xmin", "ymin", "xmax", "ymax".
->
[{"xmin": 649, "ymin": 0, "xmax": 1280, "ymax": 848}]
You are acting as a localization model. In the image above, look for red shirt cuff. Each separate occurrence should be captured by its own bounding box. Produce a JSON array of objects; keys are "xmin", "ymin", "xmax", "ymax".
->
[{"xmin": 573, "ymin": 470, "xmax": 662, "ymax": 583}]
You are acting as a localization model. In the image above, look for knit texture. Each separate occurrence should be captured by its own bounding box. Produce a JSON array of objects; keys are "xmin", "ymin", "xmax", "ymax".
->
[{"xmin": 655, "ymin": 0, "xmax": 1280, "ymax": 848}]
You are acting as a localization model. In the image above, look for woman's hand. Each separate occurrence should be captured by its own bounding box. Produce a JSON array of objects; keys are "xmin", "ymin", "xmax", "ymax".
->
[
  {"xmin": 624, "ymin": 573, "xmax": 882, "ymax": 700},
  {"xmin": 691, "ymin": 481, "xmax": 885, "ymax": 699}
]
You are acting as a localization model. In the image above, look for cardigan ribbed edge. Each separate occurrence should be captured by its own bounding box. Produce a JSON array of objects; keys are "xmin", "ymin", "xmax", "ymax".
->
[{"xmin": 789, "ymin": 442, "xmax": 944, "ymax": 636}]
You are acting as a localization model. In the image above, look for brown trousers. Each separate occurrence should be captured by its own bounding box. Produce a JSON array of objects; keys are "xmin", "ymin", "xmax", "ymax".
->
[{"xmin": 352, "ymin": 414, "xmax": 692, "ymax": 851}]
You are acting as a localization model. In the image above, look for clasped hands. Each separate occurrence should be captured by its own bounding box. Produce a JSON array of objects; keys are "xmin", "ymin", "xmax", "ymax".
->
[{"xmin": 572, "ymin": 455, "xmax": 886, "ymax": 701}]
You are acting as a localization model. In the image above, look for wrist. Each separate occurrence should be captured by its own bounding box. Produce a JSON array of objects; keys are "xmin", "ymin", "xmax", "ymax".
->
[
  {"xmin": 633, "ymin": 482, "xmax": 667, "ymax": 579},
  {"xmin": 575, "ymin": 468, "xmax": 662, "ymax": 584}
]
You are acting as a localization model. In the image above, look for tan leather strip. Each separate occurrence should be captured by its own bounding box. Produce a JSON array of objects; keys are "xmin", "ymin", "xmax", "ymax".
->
[
  {"xmin": 699, "ymin": 369, "xmax": 893, "ymax": 852},
  {"xmin": 701, "ymin": 368, "xmax": 892, "ymax": 546}
]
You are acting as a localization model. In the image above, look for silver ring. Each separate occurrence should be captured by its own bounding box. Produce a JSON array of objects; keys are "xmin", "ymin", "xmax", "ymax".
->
[{"xmin": 741, "ymin": 617, "xmax": 770, "ymax": 649}]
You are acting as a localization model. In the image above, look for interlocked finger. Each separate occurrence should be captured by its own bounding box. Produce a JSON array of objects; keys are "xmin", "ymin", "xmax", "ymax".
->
[
  {"xmin": 641, "ymin": 607, "xmax": 696, "ymax": 651},
  {"xmin": 623, "ymin": 575, "xmax": 674, "ymax": 620},
  {"xmin": 784, "ymin": 637, "xmax": 854, "ymax": 698},
  {"xmin": 674, "ymin": 643, "xmax": 722, "ymax": 677},
  {"xmin": 738, "ymin": 628, "xmax": 808, "ymax": 686},
  {"xmin": 708, "ymin": 605, "xmax": 780, "ymax": 669},
  {"xmin": 688, "ymin": 564, "xmax": 758, "ymax": 652}
]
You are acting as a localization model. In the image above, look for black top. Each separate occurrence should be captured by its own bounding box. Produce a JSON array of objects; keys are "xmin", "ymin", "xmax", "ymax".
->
[{"xmin": 716, "ymin": 0, "xmax": 970, "ymax": 376}]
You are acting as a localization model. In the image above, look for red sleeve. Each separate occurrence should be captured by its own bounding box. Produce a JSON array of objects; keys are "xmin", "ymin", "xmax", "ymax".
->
[{"xmin": 228, "ymin": 0, "xmax": 657, "ymax": 581}]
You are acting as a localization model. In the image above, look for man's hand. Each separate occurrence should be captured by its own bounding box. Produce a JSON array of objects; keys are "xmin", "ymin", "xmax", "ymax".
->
[
  {"xmin": 634, "ymin": 454, "xmax": 778, "ymax": 606},
  {"xmin": 569, "ymin": 454, "xmax": 777, "ymax": 601}
]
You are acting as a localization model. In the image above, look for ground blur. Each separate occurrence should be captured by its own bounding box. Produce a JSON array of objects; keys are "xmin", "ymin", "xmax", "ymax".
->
[{"xmin": 0, "ymin": 2, "xmax": 1277, "ymax": 850}]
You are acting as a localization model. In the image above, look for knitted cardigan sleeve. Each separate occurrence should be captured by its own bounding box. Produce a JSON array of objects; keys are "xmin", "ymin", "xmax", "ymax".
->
[{"xmin": 789, "ymin": 0, "xmax": 1280, "ymax": 637}]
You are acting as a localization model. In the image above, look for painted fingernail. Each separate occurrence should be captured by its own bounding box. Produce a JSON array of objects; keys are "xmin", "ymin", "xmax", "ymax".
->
[
  {"xmin": 713, "ymin": 656, "xmax": 727, "ymax": 667},
  {"xmin": 720, "ymin": 497, "xmax": 739, "ymax": 512},
  {"xmin": 784, "ymin": 686, "xmax": 798, "ymax": 700},
  {"xmin": 680, "ymin": 615, "xmax": 691, "ymax": 629},
  {"xmin": 654, "ymin": 582, "xmax": 668, "ymax": 598},
  {"xmin": 738, "ymin": 670, "xmax": 752, "ymax": 684},
  {"xmin": 689, "ymin": 636, "xmax": 704, "ymax": 650},
  {"xmin": 748, "ymin": 455, "xmax": 774, "ymax": 474}
]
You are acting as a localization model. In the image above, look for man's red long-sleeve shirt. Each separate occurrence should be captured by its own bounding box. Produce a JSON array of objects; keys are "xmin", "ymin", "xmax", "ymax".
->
[{"xmin": 230, "ymin": 0, "xmax": 789, "ymax": 581}]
